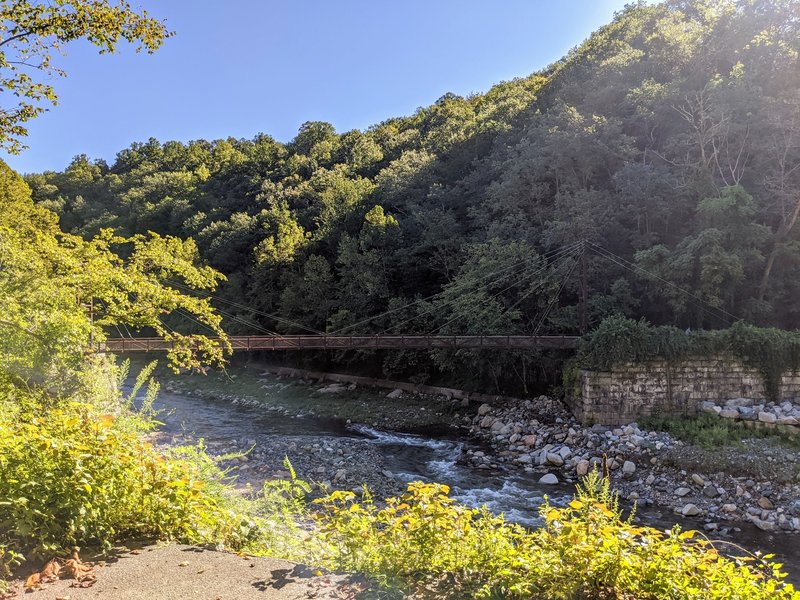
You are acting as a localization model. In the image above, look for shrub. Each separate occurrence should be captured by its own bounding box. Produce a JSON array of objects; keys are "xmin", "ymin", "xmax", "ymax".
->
[
  {"xmin": 312, "ymin": 473, "xmax": 798, "ymax": 599},
  {"xmin": 0, "ymin": 399, "xmax": 261, "ymax": 574}
]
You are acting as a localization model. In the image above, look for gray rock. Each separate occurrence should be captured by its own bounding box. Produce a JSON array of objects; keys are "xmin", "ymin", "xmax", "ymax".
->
[
  {"xmin": 691, "ymin": 474, "xmax": 705, "ymax": 486},
  {"xmin": 521, "ymin": 434, "xmax": 537, "ymax": 447},
  {"xmin": 758, "ymin": 411, "xmax": 777, "ymax": 424},
  {"xmin": 490, "ymin": 420, "xmax": 506, "ymax": 432},
  {"xmin": 757, "ymin": 496, "xmax": 775, "ymax": 510},
  {"xmin": 719, "ymin": 409, "xmax": 739, "ymax": 419},
  {"xmin": 674, "ymin": 487, "xmax": 691, "ymax": 497},
  {"xmin": 539, "ymin": 473, "xmax": 559, "ymax": 485},
  {"xmin": 576, "ymin": 459, "xmax": 591, "ymax": 477},
  {"xmin": 386, "ymin": 388, "xmax": 404, "ymax": 399},
  {"xmin": 681, "ymin": 503, "xmax": 701, "ymax": 516},
  {"xmin": 478, "ymin": 403, "xmax": 492, "ymax": 416},
  {"xmin": 319, "ymin": 383, "xmax": 347, "ymax": 394},
  {"xmin": 750, "ymin": 516, "xmax": 775, "ymax": 531},
  {"xmin": 546, "ymin": 452, "xmax": 565, "ymax": 467},
  {"xmin": 622, "ymin": 460, "xmax": 636, "ymax": 475},
  {"xmin": 703, "ymin": 485, "xmax": 720, "ymax": 498},
  {"xmin": 480, "ymin": 415, "xmax": 495, "ymax": 428}
]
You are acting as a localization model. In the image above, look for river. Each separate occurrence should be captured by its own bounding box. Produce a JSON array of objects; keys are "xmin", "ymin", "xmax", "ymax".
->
[{"xmin": 149, "ymin": 385, "xmax": 799, "ymax": 581}]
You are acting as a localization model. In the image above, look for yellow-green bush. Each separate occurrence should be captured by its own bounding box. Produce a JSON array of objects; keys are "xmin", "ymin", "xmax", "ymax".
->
[
  {"xmin": 313, "ymin": 475, "xmax": 798, "ymax": 599},
  {"xmin": 0, "ymin": 399, "xmax": 260, "ymax": 576}
]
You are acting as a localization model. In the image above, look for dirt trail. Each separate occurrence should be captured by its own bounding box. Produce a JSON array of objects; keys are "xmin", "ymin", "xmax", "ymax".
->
[{"xmin": 12, "ymin": 544, "xmax": 372, "ymax": 600}]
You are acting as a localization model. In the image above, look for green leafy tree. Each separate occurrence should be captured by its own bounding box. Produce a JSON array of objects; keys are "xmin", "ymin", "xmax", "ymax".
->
[
  {"xmin": 0, "ymin": 160, "xmax": 227, "ymax": 389},
  {"xmin": 0, "ymin": 0, "xmax": 171, "ymax": 152}
]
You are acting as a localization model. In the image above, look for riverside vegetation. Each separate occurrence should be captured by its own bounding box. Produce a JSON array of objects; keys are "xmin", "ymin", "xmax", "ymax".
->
[
  {"xmin": 2, "ymin": 0, "xmax": 800, "ymax": 597},
  {"xmin": 0, "ymin": 114, "xmax": 796, "ymax": 600}
]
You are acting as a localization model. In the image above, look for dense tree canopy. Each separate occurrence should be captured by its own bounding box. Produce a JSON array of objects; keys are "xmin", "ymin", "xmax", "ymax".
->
[{"xmin": 27, "ymin": 0, "xmax": 800, "ymax": 391}]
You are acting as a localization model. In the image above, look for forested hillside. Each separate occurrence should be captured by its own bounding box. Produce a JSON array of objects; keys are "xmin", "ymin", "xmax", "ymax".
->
[{"xmin": 27, "ymin": 0, "xmax": 800, "ymax": 389}]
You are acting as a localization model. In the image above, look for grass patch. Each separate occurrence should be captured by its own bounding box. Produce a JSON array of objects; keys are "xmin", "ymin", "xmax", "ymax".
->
[
  {"xmin": 159, "ymin": 359, "xmax": 461, "ymax": 430},
  {"xmin": 641, "ymin": 412, "xmax": 800, "ymax": 450}
]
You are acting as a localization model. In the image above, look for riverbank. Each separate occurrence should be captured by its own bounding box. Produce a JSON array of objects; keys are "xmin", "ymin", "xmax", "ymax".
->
[
  {"xmin": 467, "ymin": 395, "xmax": 800, "ymax": 535},
  {"xmin": 164, "ymin": 361, "xmax": 800, "ymax": 537}
]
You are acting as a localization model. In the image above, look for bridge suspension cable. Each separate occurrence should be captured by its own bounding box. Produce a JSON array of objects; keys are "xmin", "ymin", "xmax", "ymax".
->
[
  {"xmin": 334, "ymin": 240, "xmax": 587, "ymax": 336},
  {"xmin": 585, "ymin": 241, "xmax": 740, "ymax": 326},
  {"xmin": 423, "ymin": 243, "xmax": 584, "ymax": 336},
  {"xmin": 164, "ymin": 278, "xmax": 325, "ymax": 335}
]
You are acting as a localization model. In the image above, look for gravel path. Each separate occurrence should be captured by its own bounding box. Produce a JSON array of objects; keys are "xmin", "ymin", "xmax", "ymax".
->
[{"xmin": 13, "ymin": 545, "xmax": 372, "ymax": 600}]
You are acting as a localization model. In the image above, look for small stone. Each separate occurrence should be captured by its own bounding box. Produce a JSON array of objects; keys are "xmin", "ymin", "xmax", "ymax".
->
[
  {"xmin": 719, "ymin": 409, "xmax": 739, "ymax": 419},
  {"xmin": 622, "ymin": 460, "xmax": 636, "ymax": 475},
  {"xmin": 386, "ymin": 388, "xmax": 403, "ymax": 399},
  {"xmin": 674, "ymin": 487, "xmax": 691, "ymax": 497},
  {"xmin": 691, "ymin": 474, "xmax": 705, "ymax": 486},
  {"xmin": 777, "ymin": 416, "xmax": 799, "ymax": 426},
  {"xmin": 703, "ymin": 485, "xmax": 720, "ymax": 498},
  {"xmin": 480, "ymin": 415, "xmax": 495, "ymax": 428},
  {"xmin": 751, "ymin": 517, "xmax": 775, "ymax": 531},
  {"xmin": 681, "ymin": 503, "xmax": 701, "ymax": 517},
  {"xmin": 539, "ymin": 473, "xmax": 559, "ymax": 485},
  {"xmin": 490, "ymin": 420, "xmax": 506, "ymax": 432},
  {"xmin": 721, "ymin": 503, "xmax": 738, "ymax": 513},
  {"xmin": 521, "ymin": 434, "xmax": 537, "ymax": 447},
  {"xmin": 757, "ymin": 496, "xmax": 775, "ymax": 510},
  {"xmin": 758, "ymin": 411, "xmax": 777, "ymax": 424},
  {"xmin": 546, "ymin": 452, "xmax": 564, "ymax": 467},
  {"xmin": 478, "ymin": 403, "xmax": 492, "ymax": 416},
  {"xmin": 576, "ymin": 459, "xmax": 591, "ymax": 477}
]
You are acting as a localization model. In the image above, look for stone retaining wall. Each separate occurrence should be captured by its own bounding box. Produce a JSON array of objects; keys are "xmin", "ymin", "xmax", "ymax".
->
[{"xmin": 570, "ymin": 356, "xmax": 800, "ymax": 425}]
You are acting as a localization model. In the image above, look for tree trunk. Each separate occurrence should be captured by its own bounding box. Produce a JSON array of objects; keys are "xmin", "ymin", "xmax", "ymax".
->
[{"xmin": 758, "ymin": 197, "xmax": 800, "ymax": 302}]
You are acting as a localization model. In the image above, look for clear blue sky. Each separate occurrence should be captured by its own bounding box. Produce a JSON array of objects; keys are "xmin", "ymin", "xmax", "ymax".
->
[{"xmin": 3, "ymin": 0, "xmax": 630, "ymax": 174}]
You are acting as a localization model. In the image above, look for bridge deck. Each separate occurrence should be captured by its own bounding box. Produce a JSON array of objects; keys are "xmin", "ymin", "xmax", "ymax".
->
[{"xmin": 98, "ymin": 334, "xmax": 581, "ymax": 353}]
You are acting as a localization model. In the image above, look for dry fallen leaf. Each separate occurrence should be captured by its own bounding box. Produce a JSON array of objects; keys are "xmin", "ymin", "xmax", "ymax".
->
[
  {"xmin": 63, "ymin": 547, "xmax": 97, "ymax": 588},
  {"xmin": 24, "ymin": 558, "xmax": 61, "ymax": 589}
]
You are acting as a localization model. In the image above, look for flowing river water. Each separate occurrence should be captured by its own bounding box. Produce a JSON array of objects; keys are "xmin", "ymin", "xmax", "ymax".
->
[{"xmin": 150, "ymin": 386, "xmax": 800, "ymax": 581}]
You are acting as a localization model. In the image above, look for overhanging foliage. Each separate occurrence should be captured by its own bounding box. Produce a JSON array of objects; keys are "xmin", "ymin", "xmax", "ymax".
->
[{"xmin": 578, "ymin": 316, "xmax": 800, "ymax": 400}]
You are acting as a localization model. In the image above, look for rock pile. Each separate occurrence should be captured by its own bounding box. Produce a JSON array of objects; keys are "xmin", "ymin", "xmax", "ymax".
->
[
  {"xmin": 468, "ymin": 396, "xmax": 800, "ymax": 533},
  {"xmin": 702, "ymin": 398, "xmax": 800, "ymax": 427}
]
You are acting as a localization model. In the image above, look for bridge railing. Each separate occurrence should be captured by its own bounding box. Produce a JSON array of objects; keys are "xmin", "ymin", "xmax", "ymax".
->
[{"xmin": 97, "ymin": 334, "xmax": 581, "ymax": 353}]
